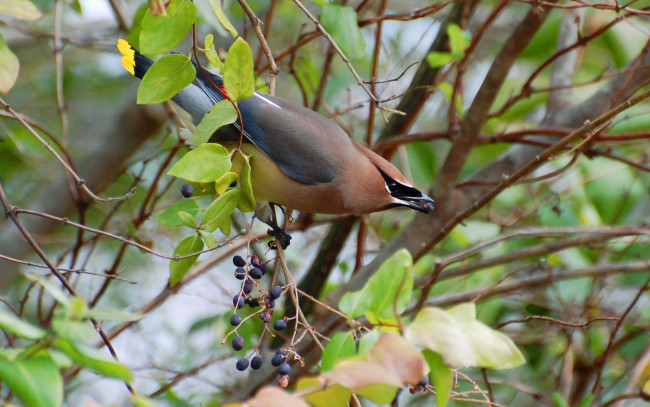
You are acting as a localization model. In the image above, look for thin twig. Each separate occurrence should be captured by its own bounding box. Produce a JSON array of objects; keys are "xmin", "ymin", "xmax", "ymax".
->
[{"xmin": 0, "ymin": 98, "xmax": 135, "ymax": 203}]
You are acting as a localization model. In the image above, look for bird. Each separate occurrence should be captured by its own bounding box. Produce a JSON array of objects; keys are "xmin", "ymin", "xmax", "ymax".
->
[{"xmin": 118, "ymin": 40, "xmax": 434, "ymax": 247}]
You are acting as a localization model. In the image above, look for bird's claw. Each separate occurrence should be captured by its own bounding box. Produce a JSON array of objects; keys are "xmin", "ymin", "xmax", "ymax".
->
[{"xmin": 267, "ymin": 226, "xmax": 292, "ymax": 250}]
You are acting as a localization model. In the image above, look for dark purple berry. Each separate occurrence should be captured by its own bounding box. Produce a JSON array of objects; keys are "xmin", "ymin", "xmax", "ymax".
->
[
  {"xmin": 258, "ymin": 264, "xmax": 267, "ymax": 275},
  {"xmin": 236, "ymin": 358, "xmax": 249, "ymax": 371},
  {"xmin": 418, "ymin": 377, "xmax": 429, "ymax": 387},
  {"xmin": 232, "ymin": 336, "xmax": 244, "ymax": 351},
  {"xmin": 181, "ymin": 184, "xmax": 194, "ymax": 198},
  {"xmin": 251, "ymin": 255, "xmax": 262, "ymax": 267},
  {"xmin": 230, "ymin": 314, "xmax": 242, "ymax": 326},
  {"xmin": 274, "ymin": 319, "xmax": 287, "ymax": 331},
  {"xmin": 243, "ymin": 280, "xmax": 254, "ymax": 294},
  {"xmin": 250, "ymin": 267, "xmax": 263, "ymax": 280},
  {"xmin": 251, "ymin": 355, "xmax": 263, "ymax": 370},
  {"xmin": 278, "ymin": 362, "xmax": 290, "ymax": 376},
  {"xmin": 270, "ymin": 285, "xmax": 282, "ymax": 299},
  {"xmin": 275, "ymin": 349, "xmax": 286, "ymax": 356},
  {"xmin": 234, "ymin": 267, "xmax": 246, "ymax": 280},
  {"xmin": 233, "ymin": 255, "xmax": 246, "ymax": 267},
  {"xmin": 247, "ymin": 297, "xmax": 261, "ymax": 308},
  {"xmin": 271, "ymin": 353, "xmax": 284, "ymax": 366},
  {"xmin": 233, "ymin": 294, "xmax": 245, "ymax": 309},
  {"xmin": 261, "ymin": 311, "xmax": 272, "ymax": 323}
]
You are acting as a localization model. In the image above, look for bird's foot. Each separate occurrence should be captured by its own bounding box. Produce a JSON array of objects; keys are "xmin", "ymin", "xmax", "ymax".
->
[{"xmin": 267, "ymin": 224, "xmax": 292, "ymax": 250}]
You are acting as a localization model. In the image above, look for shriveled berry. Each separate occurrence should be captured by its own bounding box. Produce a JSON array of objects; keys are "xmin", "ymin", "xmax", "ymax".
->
[
  {"xmin": 232, "ymin": 336, "xmax": 244, "ymax": 351},
  {"xmin": 234, "ymin": 267, "xmax": 246, "ymax": 280},
  {"xmin": 278, "ymin": 362, "xmax": 290, "ymax": 376},
  {"xmin": 266, "ymin": 297, "xmax": 275, "ymax": 309},
  {"xmin": 278, "ymin": 374, "xmax": 289, "ymax": 388},
  {"xmin": 233, "ymin": 294, "xmax": 245, "ymax": 309},
  {"xmin": 249, "ymin": 267, "xmax": 263, "ymax": 279},
  {"xmin": 251, "ymin": 355, "xmax": 263, "ymax": 370},
  {"xmin": 243, "ymin": 280, "xmax": 254, "ymax": 294},
  {"xmin": 230, "ymin": 314, "xmax": 242, "ymax": 326},
  {"xmin": 270, "ymin": 285, "xmax": 282, "ymax": 299},
  {"xmin": 233, "ymin": 255, "xmax": 246, "ymax": 267},
  {"xmin": 181, "ymin": 184, "xmax": 194, "ymax": 198},
  {"xmin": 261, "ymin": 311, "xmax": 272, "ymax": 324},
  {"xmin": 251, "ymin": 255, "xmax": 262, "ymax": 267},
  {"xmin": 274, "ymin": 319, "xmax": 287, "ymax": 331},
  {"xmin": 247, "ymin": 297, "xmax": 261, "ymax": 308},
  {"xmin": 271, "ymin": 353, "xmax": 284, "ymax": 367},
  {"xmin": 236, "ymin": 358, "xmax": 249, "ymax": 371}
]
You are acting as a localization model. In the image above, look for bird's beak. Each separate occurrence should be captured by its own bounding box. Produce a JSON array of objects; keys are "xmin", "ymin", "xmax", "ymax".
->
[
  {"xmin": 395, "ymin": 192, "xmax": 435, "ymax": 214},
  {"xmin": 407, "ymin": 193, "xmax": 435, "ymax": 214}
]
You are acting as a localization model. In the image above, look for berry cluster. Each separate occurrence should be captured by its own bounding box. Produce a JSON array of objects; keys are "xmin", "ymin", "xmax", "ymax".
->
[
  {"xmin": 271, "ymin": 349, "xmax": 291, "ymax": 378},
  {"xmin": 228, "ymin": 254, "xmax": 288, "ymax": 373},
  {"xmin": 408, "ymin": 376, "xmax": 430, "ymax": 394}
]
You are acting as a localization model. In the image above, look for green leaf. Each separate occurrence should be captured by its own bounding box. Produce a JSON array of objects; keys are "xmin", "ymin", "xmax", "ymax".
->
[
  {"xmin": 223, "ymin": 37, "xmax": 254, "ymax": 102},
  {"xmin": 322, "ymin": 331, "xmax": 356, "ymax": 372},
  {"xmin": 169, "ymin": 234, "xmax": 204, "ymax": 286},
  {"xmin": 127, "ymin": 5, "xmax": 148, "ymax": 49},
  {"xmin": 235, "ymin": 152, "xmax": 255, "ymax": 212},
  {"xmin": 405, "ymin": 303, "xmax": 526, "ymax": 369},
  {"xmin": 53, "ymin": 339, "xmax": 133, "ymax": 382},
  {"xmin": 338, "ymin": 249, "xmax": 413, "ymax": 320},
  {"xmin": 167, "ymin": 143, "xmax": 231, "ymax": 183},
  {"xmin": 199, "ymin": 229, "xmax": 216, "ymax": 249},
  {"xmin": 139, "ymin": 0, "xmax": 196, "ymax": 54},
  {"xmin": 355, "ymin": 384, "xmax": 398, "ymax": 405},
  {"xmin": 577, "ymin": 394, "xmax": 595, "ymax": 407},
  {"xmin": 177, "ymin": 210, "xmax": 198, "ymax": 229},
  {"xmin": 426, "ymin": 51, "xmax": 453, "ymax": 68},
  {"xmin": 358, "ymin": 329, "xmax": 381, "ymax": 355},
  {"xmin": 209, "ymin": 0, "xmax": 238, "ymax": 37},
  {"xmin": 321, "ymin": 5, "xmax": 366, "ymax": 60},
  {"xmin": 0, "ymin": 34, "xmax": 19, "ymax": 94},
  {"xmin": 134, "ymin": 394, "xmax": 164, "ymax": 407},
  {"xmin": 215, "ymin": 171, "xmax": 238, "ymax": 195},
  {"xmin": 0, "ymin": 0, "xmax": 42, "ymax": 20},
  {"xmin": 25, "ymin": 274, "xmax": 72, "ymax": 308},
  {"xmin": 552, "ymin": 392, "xmax": 570, "ymax": 407},
  {"xmin": 191, "ymin": 100, "xmax": 238, "ymax": 145},
  {"xmin": 202, "ymin": 188, "xmax": 241, "ymax": 233},
  {"xmin": 0, "ymin": 308, "xmax": 46, "ymax": 340},
  {"xmin": 51, "ymin": 316, "xmax": 96, "ymax": 343},
  {"xmin": 158, "ymin": 198, "xmax": 201, "ymax": 226},
  {"xmin": 137, "ymin": 54, "xmax": 196, "ymax": 104},
  {"xmin": 204, "ymin": 34, "xmax": 223, "ymax": 70},
  {"xmin": 447, "ymin": 23, "xmax": 471, "ymax": 59},
  {"xmin": 0, "ymin": 354, "xmax": 63, "ymax": 407},
  {"xmin": 84, "ymin": 309, "xmax": 144, "ymax": 322},
  {"xmin": 297, "ymin": 378, "xmax": 351, "ymax": 407},
  {"xmin": 423, "ymin": 350, "xmax": 452, "ymax": 407}
]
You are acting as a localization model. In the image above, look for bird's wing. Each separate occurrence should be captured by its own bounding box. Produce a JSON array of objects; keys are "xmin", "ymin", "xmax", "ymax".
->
[{"xmin": 193, "ymin": 67, "xmax": 349, "ymax": 185}]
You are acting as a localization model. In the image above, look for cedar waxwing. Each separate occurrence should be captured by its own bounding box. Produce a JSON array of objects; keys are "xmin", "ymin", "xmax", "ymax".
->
[{"xmin": 118, "ymin": 40, "xmax": 434, "ymax": 244}]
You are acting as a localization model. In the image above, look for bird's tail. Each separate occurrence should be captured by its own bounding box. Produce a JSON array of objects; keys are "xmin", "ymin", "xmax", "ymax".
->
[{"xmin": 117, "ymin": 39, "xmax": 153, "ymax": 79}]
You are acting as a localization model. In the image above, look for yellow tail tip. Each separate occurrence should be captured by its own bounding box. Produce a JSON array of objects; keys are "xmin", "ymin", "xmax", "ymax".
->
[{"xmin": 117, "ymin": 39, "xmax": 135, "ymax": 76}]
